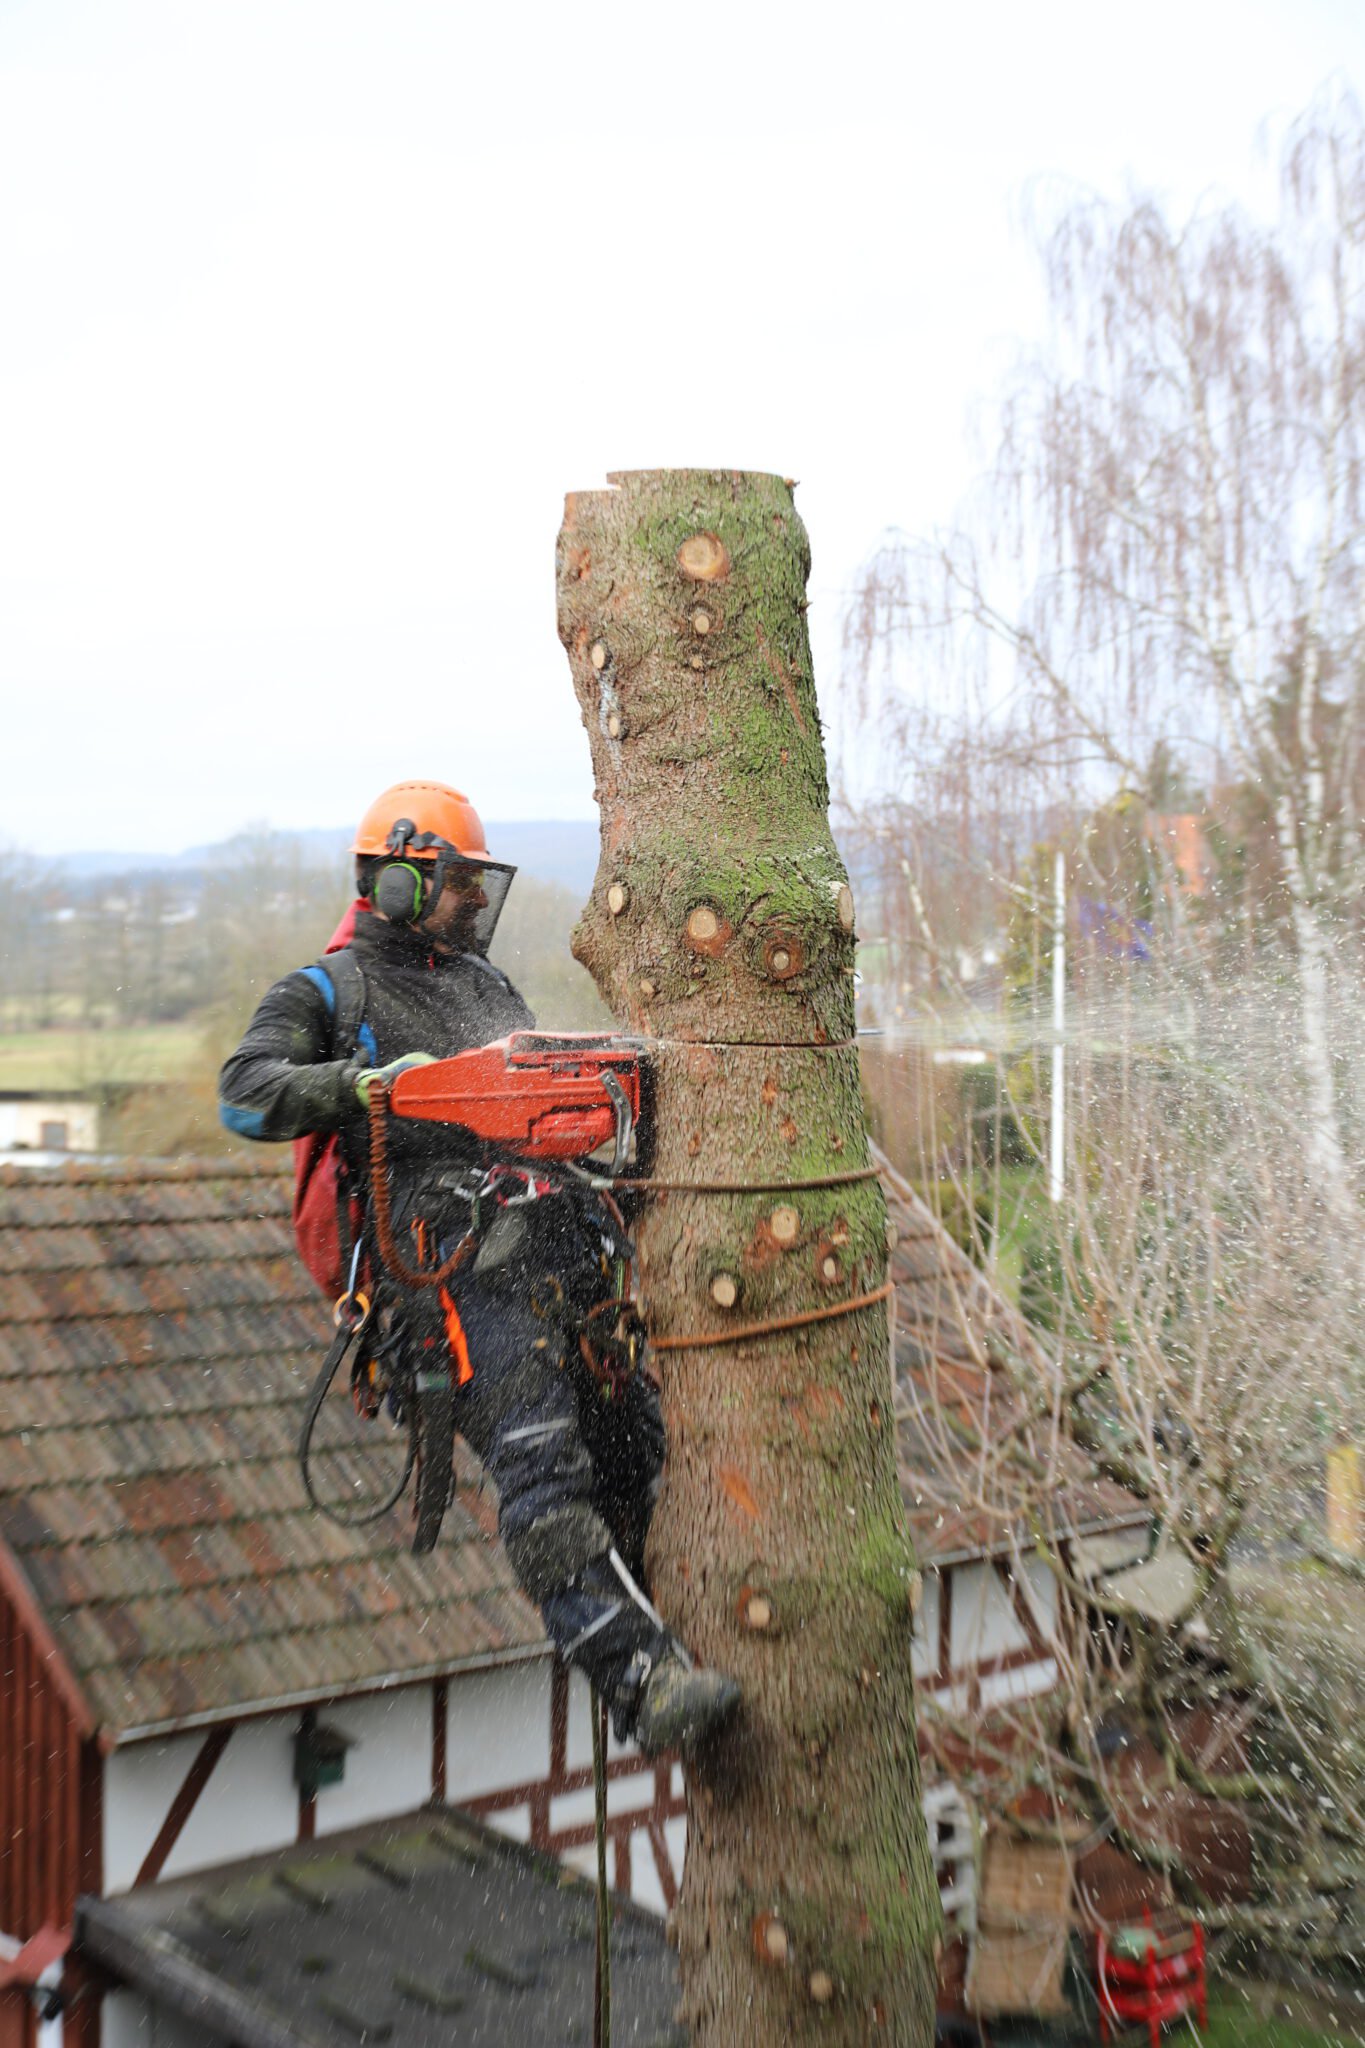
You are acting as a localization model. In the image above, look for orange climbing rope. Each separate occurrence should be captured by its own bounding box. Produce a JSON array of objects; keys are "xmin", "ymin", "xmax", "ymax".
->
[
  {"xmin": 650, "ymin": 1280, "xmax": 895, "ymax": 1352},
  {"xmin": 366, "ymin": 1082, "xmax": 478, "ymax": 1288}
]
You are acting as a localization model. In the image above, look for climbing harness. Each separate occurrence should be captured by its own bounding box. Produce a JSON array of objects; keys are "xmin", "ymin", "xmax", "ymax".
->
[
  {"xmin": 300, "ymin": 1080, "xmax": 645, "ymax": 1549},
  {"xmin": 578, "ymin": 1298, "xmax": 649, "ymax": 1399},
  {"xmin": 365, "ymin": 1082, "xmax": 479, "ymax": 1288}
]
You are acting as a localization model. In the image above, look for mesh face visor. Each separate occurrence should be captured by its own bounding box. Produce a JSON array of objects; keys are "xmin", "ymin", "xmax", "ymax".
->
[
  {"xmin": 434, "ymin": 854, "xmax": 516, "ymax": 956},
  {"xmin": 382, "ymin": 820, "xmax": 516, "ymax": 955}
]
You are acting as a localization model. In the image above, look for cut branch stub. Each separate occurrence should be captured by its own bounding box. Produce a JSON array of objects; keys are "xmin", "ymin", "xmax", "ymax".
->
[
  {"xmin": 761, "ymin": 929, "xmax": 806, "ymax": 982},
  {"xmin": 686, "ymin": 905, "xmax": 723, "ymax": 947},
  {"xmin": 677, "ymin": 529, "xmax": 730, "ymax": 581},
  {"xmin": 769, "ymin": 1204, "xmax": 800, "ymax": 1245},
  {"xmin": 753, "ymin": 1914, "xmax": 790, "ymax": 1965}
]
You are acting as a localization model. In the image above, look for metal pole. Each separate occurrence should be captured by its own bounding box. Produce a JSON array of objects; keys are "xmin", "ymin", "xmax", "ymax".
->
[{"xmin": 1049, "ymin": 849, "xmax": 1065, "ymax": 1205}]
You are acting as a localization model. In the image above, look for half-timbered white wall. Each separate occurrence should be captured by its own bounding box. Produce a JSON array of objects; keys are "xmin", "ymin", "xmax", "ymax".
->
[
  {"xmin": 556, "ymin": 1671, "xmax": 686, "ymax": 1913},
  {"xmin": 104, "ymin": 1714, "xmax": 297, "ymax": 1893},
  {"xmin": 444, "ymin": 1658, "xmax": 551, "ymax": 1827},
  {"xmin": 91, "ymin": 1545, "xmax": 1090, "ymax": 2048},
  {"xmin": 950, "ymin": 1560, "xmax": 1032, "ymax": 1672},
  {"xmin": 912, "ymin": 1568, "xmax": 941, "ymax": 1681},
  {"xmin": 921, "ymin": 1554, "xmax": 1060, "ymax": 1713},
  {"xmin": 312, "ymin": 1688, "xmax": 431, "ymax": 1840},
  {"xmin": 100, "ymin": 1658, "xmax": 683, "ymax": 1912}
]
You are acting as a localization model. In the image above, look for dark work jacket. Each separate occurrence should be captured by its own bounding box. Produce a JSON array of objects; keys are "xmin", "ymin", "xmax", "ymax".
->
[{"xmin": 218, "ymin": 908, "xmax": 535, "ymax": 1182}]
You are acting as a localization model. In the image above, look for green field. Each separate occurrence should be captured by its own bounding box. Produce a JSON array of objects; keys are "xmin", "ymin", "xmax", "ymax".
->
[
  {"xmin": 990, "ymin": 1987, "xmax": 1363, "ymax": 2047},
  {"xmin": 1201, "ymin": 1994, "xmax": 1363, "ymax": 2047},
  {"xmin": 0, "ymin": 1025, "xmax": 204, "ymax": 1093}
]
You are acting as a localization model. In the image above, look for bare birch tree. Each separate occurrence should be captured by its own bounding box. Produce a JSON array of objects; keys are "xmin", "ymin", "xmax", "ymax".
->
[
  {"xmin": 847, "ymin": 86, "xmax": 1365, "ymax": 1216},
  {"xmin": 865, "ymin": 814, "xmax": 1365, "ymax": 1960}
]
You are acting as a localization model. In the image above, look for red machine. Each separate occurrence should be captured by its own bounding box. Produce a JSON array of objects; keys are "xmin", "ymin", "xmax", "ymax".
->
[
  {"xmin": 389, "ymin": 1032, "xmax": 643, "ymax": 1167},
  {"xmin": 1097, "ymin": 1911, "xmax": 1206, "ymax": 2046}
]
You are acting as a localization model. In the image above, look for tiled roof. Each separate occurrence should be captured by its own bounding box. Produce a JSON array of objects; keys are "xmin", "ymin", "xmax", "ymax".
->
[
  {"xmin": 0, "ymin": 1160, "xmax": 544, "ymax": 1740},
  {"xmin": 0, "ymin": 1150, "xmax": 1139, "ymax": 1742},
  {"xmin": 879, "ymin": 1148, "xmax": 1146, "ymax": 1565}
]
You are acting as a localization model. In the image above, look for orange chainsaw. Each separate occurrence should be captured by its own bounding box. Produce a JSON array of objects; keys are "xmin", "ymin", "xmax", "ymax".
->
[{"xmin": 387, "ymin": 1030, "xmax": 644, "ymax": 1175}]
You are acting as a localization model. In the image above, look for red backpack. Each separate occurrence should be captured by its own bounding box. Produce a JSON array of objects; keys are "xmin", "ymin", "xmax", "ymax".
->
[{"xmin": 291, "ymin": 902, "xmax": 377, "ymax": 1298}]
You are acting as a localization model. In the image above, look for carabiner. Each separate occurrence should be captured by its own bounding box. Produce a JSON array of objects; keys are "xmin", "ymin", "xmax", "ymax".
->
[{"xmin": 334, "ymin": 1289, "xmax": 372, "ymax": 1330}]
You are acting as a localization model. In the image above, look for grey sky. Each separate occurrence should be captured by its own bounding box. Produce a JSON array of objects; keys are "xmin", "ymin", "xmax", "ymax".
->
[{"xmin": 4, "ymin": 1, "xmax": 1363, "ymax": 856}]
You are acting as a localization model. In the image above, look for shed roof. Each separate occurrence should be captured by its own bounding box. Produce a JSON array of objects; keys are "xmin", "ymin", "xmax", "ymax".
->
[
  {"xmin": 76, "ymin": 1807, "xmax": 680, "ymax": 2047},
  {"xmin": 0, "ymin": 1159, "xmax": 544, "ymax": 1742}
]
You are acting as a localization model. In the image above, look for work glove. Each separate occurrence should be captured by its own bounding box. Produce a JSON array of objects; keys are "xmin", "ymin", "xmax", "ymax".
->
[{"xmin": 353, "ymin": 1052, "xmax": 436, "ymax": 1108}]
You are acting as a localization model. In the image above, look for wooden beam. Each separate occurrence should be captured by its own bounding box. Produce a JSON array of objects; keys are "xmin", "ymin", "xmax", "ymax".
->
[
  {"xmin": 0, "ymin": 1923, "xmax": 68, "ymax": 1992},
  {"xmin": 296, "ymin": 1710, "xmax": 316, "ymax": 1843},
  {"xmin": 993, "ymin": 1559, "xmax": 1051, "ymax": 1659},
  {"xmin": 550, "ymin": 1662, "xmax": 569, "ymax": 1781},
  {"xmin": 647, "ymin": 1820, "xmax": 678, "ymax": 1910},
  {"xmin": 62, "ymin": 1740, "xmax": 107, "ymax": 2048},
  {"xmin": 134, "ymin": 1725, "xmax": 233, "ymax": 1889},
  {"xmin": 938, "ymin": 1567, "xmax": 954, "ymax": 1683},
  {"xmin": 74, "ymin": 1903, "xmax": 305, "ymax": 2048},
  {"xmin": 431, "ymin": 1678, "xmax": 447, "ymax": 1805}
]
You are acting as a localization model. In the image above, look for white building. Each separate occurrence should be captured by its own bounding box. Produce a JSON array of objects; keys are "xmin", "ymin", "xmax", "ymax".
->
[{"xmin": 0, "ymin": 1094, "xmax": 99, "ymax": 1159}]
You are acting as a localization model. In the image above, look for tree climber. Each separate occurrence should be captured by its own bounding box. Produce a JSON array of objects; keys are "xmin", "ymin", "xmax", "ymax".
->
[{"xmin": 219, "ymin": 779, "xmax": 740, "ymax": 1756}]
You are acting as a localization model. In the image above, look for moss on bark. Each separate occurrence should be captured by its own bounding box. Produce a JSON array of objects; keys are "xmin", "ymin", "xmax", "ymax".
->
[{"xmin": 557, "ymin": 470, "xmax": 938, "ymax": 2046}]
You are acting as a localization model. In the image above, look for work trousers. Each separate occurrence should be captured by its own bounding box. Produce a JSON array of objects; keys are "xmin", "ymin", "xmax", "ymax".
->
[{"xmin": 395, "ymin": 1196, "xmax": 668, "ymax": 1712}]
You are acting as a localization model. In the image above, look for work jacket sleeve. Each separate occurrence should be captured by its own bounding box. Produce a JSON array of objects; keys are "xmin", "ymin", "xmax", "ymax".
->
[{"xmin": 218, "ymin": 971, "xmax": 359, "ymax": 1142}]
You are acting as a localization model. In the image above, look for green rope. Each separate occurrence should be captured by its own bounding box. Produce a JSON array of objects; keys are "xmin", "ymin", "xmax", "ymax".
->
[{"xmin": 592, "ymin": 1689, "xmax": 612, "ymax": 2048}]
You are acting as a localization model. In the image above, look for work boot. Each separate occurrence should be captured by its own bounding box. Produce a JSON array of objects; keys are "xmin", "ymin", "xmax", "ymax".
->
[{"xmin": 630, "ymin": 1651, "xmax": 741, "ymax": 1758}]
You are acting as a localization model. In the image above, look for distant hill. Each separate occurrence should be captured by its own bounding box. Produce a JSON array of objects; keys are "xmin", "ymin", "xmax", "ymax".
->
[{"xmin": 61, "ymin": 821, "xmax": 602, "ymax": 898}]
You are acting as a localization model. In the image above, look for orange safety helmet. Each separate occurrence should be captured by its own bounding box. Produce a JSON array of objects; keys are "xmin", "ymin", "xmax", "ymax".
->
[
  {"xmin": 351, "ymin": 780, "xmax": 490, "ymax": 862},
  {"xmin": 351, "ymin": 780, "xmax": 515, "ymax": 956}
]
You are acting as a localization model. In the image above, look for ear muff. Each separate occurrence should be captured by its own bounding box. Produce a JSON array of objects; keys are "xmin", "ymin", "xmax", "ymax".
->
[{"xmin": 373, "ymin": 860, "xmax": 429, "ymax": 924}]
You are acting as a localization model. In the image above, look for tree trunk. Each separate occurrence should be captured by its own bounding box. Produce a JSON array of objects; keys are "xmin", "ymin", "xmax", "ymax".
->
[
  {"xmin": 1271, "ymin": 791, "xmax": 1352, "ymax": 1212},
  {"xmin": 557, "ymin": 470, "xmax": 939, "ymax": 2046}
]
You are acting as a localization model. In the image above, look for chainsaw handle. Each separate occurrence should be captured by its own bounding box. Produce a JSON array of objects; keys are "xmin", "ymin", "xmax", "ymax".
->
[{"xmin": 601, "ymin": 1069, "xmax": 633, "ymax": 1176}]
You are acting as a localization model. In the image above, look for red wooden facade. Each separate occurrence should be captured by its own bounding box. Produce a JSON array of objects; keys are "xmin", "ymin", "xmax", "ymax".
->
[{"xmin": 0, "ymin": 1567, "xmax": 101, "ymax": 2048}]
